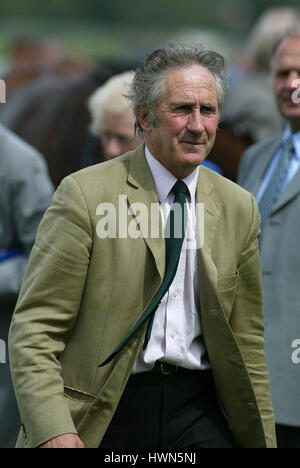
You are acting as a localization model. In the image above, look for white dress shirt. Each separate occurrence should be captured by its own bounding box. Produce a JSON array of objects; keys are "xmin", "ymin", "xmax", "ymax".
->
[{"xmin": 132, "ymin": 147, "xmax": 210, "ymax": 373}]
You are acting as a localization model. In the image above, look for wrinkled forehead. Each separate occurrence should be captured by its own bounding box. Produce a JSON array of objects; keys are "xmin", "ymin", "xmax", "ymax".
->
[
  {"xmin": 163, "ymin": 65, "xmax": 218, "ymax": 99},
  {"xmin": 275, "ymin": 36, "xmax": 300, "ymax": 69}
]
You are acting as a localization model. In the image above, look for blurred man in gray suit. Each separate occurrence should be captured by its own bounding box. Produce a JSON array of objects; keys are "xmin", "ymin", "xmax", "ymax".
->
[
  {"xmin": 0, "ymin": 123, "xmax": 53, "ymax": 447},
  {"xmin": 238, "ymin": 30, "xmax": 300, "ymax": 448}
]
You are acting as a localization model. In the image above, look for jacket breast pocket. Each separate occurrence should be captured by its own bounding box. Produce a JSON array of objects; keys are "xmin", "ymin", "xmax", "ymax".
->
[{"xmin": 216, "ymin": 272, "xmax": 239, "ymax": 321}]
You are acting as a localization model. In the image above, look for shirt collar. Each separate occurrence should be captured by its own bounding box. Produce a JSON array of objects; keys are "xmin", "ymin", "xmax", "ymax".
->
[
  {"xmin": 145, "ymin": 146, "xmax": 199, "ymax": 203},
  {"xmin": 283, "ymin": 125, "xmax": 300, "ymax": 162}
]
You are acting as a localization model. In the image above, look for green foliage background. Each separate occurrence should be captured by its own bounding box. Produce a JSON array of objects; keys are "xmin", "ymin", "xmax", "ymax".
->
[
  {"xmin": 1, "ymin": 0, "xmax": 299, "ymax": 27},
  {"xmin": 0, "ymin": 0, "xmax": 299, "ymax": 66}
]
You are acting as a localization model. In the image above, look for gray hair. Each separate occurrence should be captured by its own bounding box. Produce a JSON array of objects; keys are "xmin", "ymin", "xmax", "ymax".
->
[
  {"xmin": 126, "ymin": 43, "xmax": 227, "ymax": 140},
  {"xmin": 270, "ymin": 28, "xmax": 300, "ymax": 73}
]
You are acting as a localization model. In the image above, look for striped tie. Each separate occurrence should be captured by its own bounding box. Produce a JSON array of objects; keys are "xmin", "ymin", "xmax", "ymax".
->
[{"xmin": 99, "ymin": 180, "xmax": 188, "ymax": 367}]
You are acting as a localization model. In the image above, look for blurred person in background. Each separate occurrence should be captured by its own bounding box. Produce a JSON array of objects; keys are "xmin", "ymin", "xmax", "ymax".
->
[
  {"xmin": 10, "ymin": 35, "xmax": 66, "ymax": 68},
  {"xmin": 0, "ymin": 122, "xmax": 54, "ymax": 447},
  {"xmin": 0, "ymin": 65, "xmax": 113, "ymax": 188},
  {"xmin": 238, "ymin": 30, "xmax": 300, "ymax": 448},
  {"xmin": 2, "ymin": 35, "xmax": 86, "ymax": 99},
  {"xmin": 88, "ymin": 71, "xmax": 142, "ymax": 161},
  {"xmin": 214, "ymin": 7, "xmax": 300, "ymax": 182}
]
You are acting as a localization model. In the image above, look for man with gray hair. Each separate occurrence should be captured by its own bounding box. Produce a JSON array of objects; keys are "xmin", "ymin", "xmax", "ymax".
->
[
  {"xmin": 238, "ymin": 30, "xmax": 300, "ymax": 447},
  {"xmin": 9, "ymin": 43, "xmax": 276, "ymax": 449},
  {"xmin": 222, "ymin": 7, "xmax": 300, "ymax": 146}
]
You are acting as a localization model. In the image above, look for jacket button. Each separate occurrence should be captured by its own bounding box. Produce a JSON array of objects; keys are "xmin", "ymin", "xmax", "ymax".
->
[{"xmin": 246, "ymin": 402, "xmax": 255, "ymax": 407}]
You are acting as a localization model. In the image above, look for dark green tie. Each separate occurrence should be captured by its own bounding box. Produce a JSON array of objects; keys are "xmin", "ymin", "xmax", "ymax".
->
[{"xmin": 99, "ymin": 180, "xmax": 188, "ymax": 367}]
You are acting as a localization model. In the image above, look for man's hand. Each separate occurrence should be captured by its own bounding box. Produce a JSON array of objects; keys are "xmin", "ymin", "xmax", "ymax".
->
[{"xmin": 39, "ymin": 433, "xmax": 85, "ymax": 448}]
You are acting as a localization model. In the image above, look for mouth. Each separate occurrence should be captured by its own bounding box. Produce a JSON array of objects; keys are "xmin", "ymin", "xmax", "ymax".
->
[
  {"xmin": 281, "ymin": 99, "xmax": 299, "ymax": 109},
  {"xmin": 181, "ymin": 141, "xmax": 204, "ymax": 146},
  {"xmin": 280, "ymin": 92, "xmax": 299, "ymax": 105}
]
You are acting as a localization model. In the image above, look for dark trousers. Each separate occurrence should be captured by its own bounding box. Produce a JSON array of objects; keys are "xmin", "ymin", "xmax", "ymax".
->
[
  {"xmin": 276, "ymin": 424, "xmax": 300, "ymax": 448},
  {"xmin": 0, "ymin": 307, "xmax": 20, "ymax": 448},
  {"xmin": 100, "ymin": 368, "xmax": 237, "ymax": 449}
]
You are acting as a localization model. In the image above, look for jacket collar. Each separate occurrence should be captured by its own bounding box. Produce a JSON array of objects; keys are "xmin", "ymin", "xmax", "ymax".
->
[
  {"xmin": 252, "ymin": 137, "xmax": 282, "ymax": 197},
  {"xmin": 126, "ymin": 145, "xmax": 222, "ymax": 284},
  {"xmin": 261, "ymin": 133, "xmax": 300, "ymax": 215}
]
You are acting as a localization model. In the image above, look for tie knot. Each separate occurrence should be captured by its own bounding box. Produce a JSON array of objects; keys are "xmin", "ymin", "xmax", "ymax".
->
[{"xmin": 172, "ymin": 180, "xmax": 188, "ymax": 195}]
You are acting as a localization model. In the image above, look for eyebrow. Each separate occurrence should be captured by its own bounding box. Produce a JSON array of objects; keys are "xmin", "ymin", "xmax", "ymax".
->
[{"xmin": 170, "ymin": 99, "xmax": 217, "ymax": 109}]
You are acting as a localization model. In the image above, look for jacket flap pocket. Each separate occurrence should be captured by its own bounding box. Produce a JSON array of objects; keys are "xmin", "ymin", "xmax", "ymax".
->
[
  {"xmin": 217, "ymin": 272, "xmax": 239, "ymax": 292},
  {"xmin": 216, "ymin": 273, "xmax": 239, "ymax": 321},
  {"xmin": 64, "ymin": 386, "xmax": 95, "ymax": 402}
]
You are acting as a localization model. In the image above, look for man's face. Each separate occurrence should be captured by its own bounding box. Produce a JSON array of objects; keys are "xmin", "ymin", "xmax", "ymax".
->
[
  {"xmin": 139, "ymin": 65, "xmax": 219, "ymax": 178},
  {"xmin": 273, "ymin": 36, "xmax": 300, "ymax": 132},
  {"xmin": 100, "ymin": 111, "xmax": 141, "ymax": 160}
]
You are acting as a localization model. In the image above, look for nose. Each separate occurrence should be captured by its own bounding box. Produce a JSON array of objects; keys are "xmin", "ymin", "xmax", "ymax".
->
[
  {"xmin": 286, "ymin": 71, "xmax": 300, "ymax": 89},
  {"xmin": 186, "ymin": 110, "xmax": 205, "ymax": 134},
  {"xmin": 102, "ymin": 137, "xmax": 122, "ymax": 160}
]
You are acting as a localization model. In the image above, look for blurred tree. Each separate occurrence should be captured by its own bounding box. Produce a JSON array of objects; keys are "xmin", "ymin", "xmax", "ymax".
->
[{"xmin": 1, "ymin": 0, "xmax": 299, "ymax": 30}]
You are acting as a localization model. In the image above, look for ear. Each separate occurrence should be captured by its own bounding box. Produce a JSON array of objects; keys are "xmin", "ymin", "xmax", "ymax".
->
[{"xmin": 136, "ymin": 109, "xmax": 152, "ymax": 132}]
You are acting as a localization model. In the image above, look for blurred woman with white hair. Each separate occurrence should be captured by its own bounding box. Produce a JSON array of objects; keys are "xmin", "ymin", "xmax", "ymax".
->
[{"xmin": 88, "ymin": 71, "xmax": 141, "ymax": 160}]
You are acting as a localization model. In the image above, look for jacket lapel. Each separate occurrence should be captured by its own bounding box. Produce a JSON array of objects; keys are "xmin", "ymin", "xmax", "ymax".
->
[
  {"xmin": 196, "ymin": 168, "xmax": 223, "ymax": 306},
  {"xmin": 252, "ymin": 138, "xmax": 282, "ymax": 197},
  {"xmin": 126, "ymin": 145, "xmax": 165, "ymax": 280},
  {"xmin": 271, "ymin": 167, "xmax": 300, "ymax": 214},
  {"xmin": 261, "ymin": 135, "xmax": 300, "ymax": 214}
]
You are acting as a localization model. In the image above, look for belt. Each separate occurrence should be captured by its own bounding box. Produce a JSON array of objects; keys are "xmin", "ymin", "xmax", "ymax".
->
[{"xmin": 150, "ymin": 361, "xmax": 185, "ymax": 375}]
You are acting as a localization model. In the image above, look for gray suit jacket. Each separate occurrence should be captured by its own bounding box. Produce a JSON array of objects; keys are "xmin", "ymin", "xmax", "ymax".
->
[
  {"xmin": 0, "ymin": 123, "xmax": 54, "ymax": 447},
  {"xmin": 238, "ymin": 135, "xmax": 300, "ymax": 427}
]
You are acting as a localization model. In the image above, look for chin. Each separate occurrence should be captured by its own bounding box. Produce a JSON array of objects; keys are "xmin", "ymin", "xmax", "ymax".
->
[
  {"xmin": 280, "ymin": 101, "xmax": 300, "ymax": 115},
  {"xmin": 282, "ymin": 110, "xmax": 300, "ymax": 123},
  {"xmin": 173, "ymin": 156, "xmax": 204, "ymax": 178},
  {"xmin": 182, "ymin": 151, "xmax": 206, "ymax": 165}
]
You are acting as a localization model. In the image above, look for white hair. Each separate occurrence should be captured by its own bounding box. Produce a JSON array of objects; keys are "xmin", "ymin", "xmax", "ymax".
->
[
  {"xmin": 88, "ymin": 71, "xmax": 134, "ymax": 136},
  {"xmin": 270, "ymin": 28, "xmax": 300, "ymax": 72}
]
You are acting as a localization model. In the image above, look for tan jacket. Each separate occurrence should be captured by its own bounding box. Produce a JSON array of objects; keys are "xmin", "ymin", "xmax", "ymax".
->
[{"xmin": 9, "ymin": 145, "xmax": 276, "ymax": 448}]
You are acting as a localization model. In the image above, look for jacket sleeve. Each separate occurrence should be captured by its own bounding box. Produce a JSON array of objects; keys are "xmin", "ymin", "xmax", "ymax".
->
[
  {"xmin": 0, "ymin": 154, "xmax": 53, "ymax": 303},
  {"xmin": 8, "ymin": 175, "xmax": 92, "ymax": 448},
  {"xmin": 230, "ymin": 193, "xmax": 276, "ymax": 448}
]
